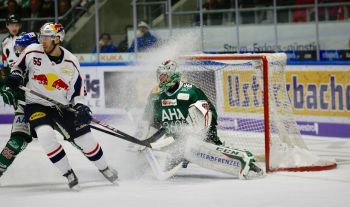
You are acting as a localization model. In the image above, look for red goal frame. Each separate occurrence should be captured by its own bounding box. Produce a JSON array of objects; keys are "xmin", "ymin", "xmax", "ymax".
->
[{"xmin": 184, "ymin": 54, "xmax": 337, "ymax": 173}]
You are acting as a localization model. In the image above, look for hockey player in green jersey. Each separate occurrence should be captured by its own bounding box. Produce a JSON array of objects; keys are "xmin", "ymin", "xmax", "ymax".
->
[
  {"xmin": 0, "ymin": 18, "xmax": 31, "ymax": 178},
  {"xmin": 144, "ymin": 60, "xmax": 222, "ymax": 146},
  {"xmin": 136, "ymin": 60, "xmax": 264, "ymax": 180}
]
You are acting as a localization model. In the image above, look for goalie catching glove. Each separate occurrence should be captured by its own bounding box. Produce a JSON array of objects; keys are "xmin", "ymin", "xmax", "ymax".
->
[{"xmin": 186, "ymin": 100, "xmax": 212, "ymax": 133}]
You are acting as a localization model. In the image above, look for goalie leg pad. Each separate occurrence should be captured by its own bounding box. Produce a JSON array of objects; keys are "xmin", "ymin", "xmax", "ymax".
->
[{"xmin": 184, "ymin": 138, "xmax": 263, "ymax": 179}]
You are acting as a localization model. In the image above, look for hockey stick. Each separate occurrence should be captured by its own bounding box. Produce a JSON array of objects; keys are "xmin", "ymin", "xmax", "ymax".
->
[
  {"xmin": 144, "ymin": 148, "xmax": 183, "ymax": 180},
  {"xmin": 18, "ymin": 86, "xmax": 160, "ymax": 148},
  {"xmin": 89, "ymin": 125, "xmax": 151, "ymax": 147}
]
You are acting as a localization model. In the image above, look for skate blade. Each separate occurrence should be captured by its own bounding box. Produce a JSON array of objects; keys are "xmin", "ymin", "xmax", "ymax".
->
[
  {"xmin": 110, "ymin": 179, "xmax": 119, "ymax": 186},
  {"xmin": 71, "ymin": 184, "xmax": 81, "ymax": 192}
]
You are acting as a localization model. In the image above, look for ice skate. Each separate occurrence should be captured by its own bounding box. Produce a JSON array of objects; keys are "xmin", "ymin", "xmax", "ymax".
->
[
  {"xmin": 248, "ymin": 162, "xmax": 265, "ymax": 177},
  {"xmin": 100, "ymin": 167, "xmax": 118, "ymax": 184},
  {"xmin": 63, "ymin": 169, "xmax": 80, "ymax": 191},
  {"xmin": 182, "ymin": 159, "xmax": 190, "ymax": 168}
]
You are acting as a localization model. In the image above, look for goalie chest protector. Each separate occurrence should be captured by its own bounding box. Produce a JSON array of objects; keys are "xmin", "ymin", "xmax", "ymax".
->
[{"xmin": 149, "ymin": 82, "xmax": 215, "ymax": 133}]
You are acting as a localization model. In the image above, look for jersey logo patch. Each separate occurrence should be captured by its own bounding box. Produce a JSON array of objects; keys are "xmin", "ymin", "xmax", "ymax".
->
[
  {"xmin": 32, "ymin": 73, "xmax": 69, "ymax": 91},
  {"xmin": 29, "ymin": 112, "xmax": 46, "ymax": 121},
  {"xmin": 177, "ymin": 93, "xmax": 189, "ymax": 100},
  {"xmin": 161, "ymin": 99, "xmax": 177, "ymax": 106},
  {"xmin": 60, "ymin": 67, "xmax": 74, "ymax": 76},
  {"xmin": 183, "ymin": 83, "xmax": 193, "ymax": 88}
]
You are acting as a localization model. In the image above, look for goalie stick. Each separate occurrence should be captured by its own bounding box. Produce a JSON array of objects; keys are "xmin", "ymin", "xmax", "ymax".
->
[
  {"xmin": 19, "ymin": 86, "xmax": 165, "ymax": 148},
  {"xmin": 144, "ymin": 148, "xmax": 183, "ymax": 180}
]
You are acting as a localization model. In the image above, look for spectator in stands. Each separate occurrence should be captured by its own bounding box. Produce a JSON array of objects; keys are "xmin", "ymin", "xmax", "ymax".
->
[
  {"xmin": 239, "ymin": 0, "xmax": 256, "ymax": 24},
  {"xmin": 23, "ymin": 0, "xmax": 45, "ymax": 32},
  {"xmin": 93, "ymin": 33, "xmax": 118, "ymax": 53},
  {"xmin": 336, "ymin": 0, "xmax": 350, "ymax": 20},
  {"xmin": 0, "ymin": 0, "xmax": 23, "ymax": 32},
  {"xmin": 42, "ymin": 0, "xmax": 54, "ymax": 17},
  {"xmin": 128, "ymin": 21, "xmax": 158, "ymax": 52},
  {"xmin": 204, "ymin": 0, "xmax": 224, "ymax": 25},
  {"xmin": 194, "ymin": 0, "xmax": 224, "ymax": 25},
  {"xmin": 118, "ymin": 24, "xmax": 133, "ymax": 52},
  {"xmin": 0, "ymin": 0, "xmax": 22, "ymax": 18},
  {"xmin": 255, "ymin": 0, "xmax": 272, "ymax": 23},
  {"xmin": 59, "ymin": 0, "xmax": 71, "ymax": 15},
  {"xmin": 292, "ymin": 0, "xmax": 314, "ymax": 23},
  {"xmin": 58, "ymin": 0, "xmax": 72, "ymax": 26}
]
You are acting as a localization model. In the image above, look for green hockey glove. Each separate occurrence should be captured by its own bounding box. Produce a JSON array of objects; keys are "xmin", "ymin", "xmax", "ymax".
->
[{"xmin": 0, "ymin": 85, "xmax": 18, "ymax": 110}]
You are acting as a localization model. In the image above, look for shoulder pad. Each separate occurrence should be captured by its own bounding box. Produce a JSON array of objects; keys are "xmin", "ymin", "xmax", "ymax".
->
[
  {"xmin": 25, "ymin": 43, "xmax": 42, "ymax": 51},
  {"xmin": 2, "ymin": 35, "xmax": 10, "ymax": 43},
  {"xmin": 2, "ymin": 36, "xmax": 10, "ymax": 46}
]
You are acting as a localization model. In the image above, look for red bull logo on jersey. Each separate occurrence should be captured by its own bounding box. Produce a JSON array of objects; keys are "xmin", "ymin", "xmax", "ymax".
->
[{"xmin": 32, "ymin": 73, "xmax": 69, "ymax": 91}]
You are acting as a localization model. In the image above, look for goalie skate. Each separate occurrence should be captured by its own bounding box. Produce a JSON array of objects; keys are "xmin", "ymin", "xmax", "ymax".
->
[
  {"xmin": 63, "ymin": 169, "xmax": 80, "ymax": 191},
  {"xmin": 100, "ymin": 167, "xmax": 119, "ymax": 184},
  {"xmin": 246, "ymin": 162, "xmax": 266, "ymax": 179}
]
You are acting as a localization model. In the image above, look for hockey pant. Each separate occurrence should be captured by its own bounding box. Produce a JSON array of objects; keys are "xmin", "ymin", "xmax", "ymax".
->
[{"xmin": 25, "ymin": 104, "xmax": 108, "ymax": 175}]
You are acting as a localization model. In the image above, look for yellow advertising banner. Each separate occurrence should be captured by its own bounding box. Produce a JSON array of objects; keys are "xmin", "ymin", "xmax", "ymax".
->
[
  {"xmin": 286, "ymin": 71, "xmax": 350, "ymax": 117},
  {"xmin": 223, "ymin": 70, "xmax": 350, "ymax": 117}
]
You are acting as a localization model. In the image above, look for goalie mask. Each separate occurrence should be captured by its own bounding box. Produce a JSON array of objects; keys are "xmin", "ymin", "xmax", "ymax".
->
[{"xmin": 156, "ymin": 60, "xmax": 181, "ymax": 92}]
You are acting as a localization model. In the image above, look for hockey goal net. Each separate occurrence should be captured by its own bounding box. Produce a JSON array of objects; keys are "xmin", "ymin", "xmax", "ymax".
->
[{"xmin": 178, "ymin": 53, "xmax": 336, "ymax": 173}]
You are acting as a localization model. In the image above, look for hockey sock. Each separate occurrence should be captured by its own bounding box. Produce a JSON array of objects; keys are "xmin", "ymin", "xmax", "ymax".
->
[
  {"xmin": 74, "ymin": 132, "xmax": 108, "ymax": 171},
  {"xmin": 0, "ymin": 135, "xmax": 28, "ymax": 173},
  {"xmin": 35, "ymin": 125, "xmax": 72, "ymax": 175}
]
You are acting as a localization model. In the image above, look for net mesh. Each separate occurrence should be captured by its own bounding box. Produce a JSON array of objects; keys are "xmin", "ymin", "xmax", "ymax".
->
[{"xmin": 178, "ymin": 53, "xmax": 336, "ymax": 171}]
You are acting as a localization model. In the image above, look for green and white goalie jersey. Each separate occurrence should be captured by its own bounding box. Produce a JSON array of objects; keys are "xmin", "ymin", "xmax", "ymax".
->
[{"xmin": 143, "ymin": 81, "xmax": 221, "ymax": 145}]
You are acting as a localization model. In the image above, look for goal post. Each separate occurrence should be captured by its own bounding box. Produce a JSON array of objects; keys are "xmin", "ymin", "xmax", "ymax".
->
[{"xmin": 178, "ymin": 53, "xmax": 337, "ymax": 173}]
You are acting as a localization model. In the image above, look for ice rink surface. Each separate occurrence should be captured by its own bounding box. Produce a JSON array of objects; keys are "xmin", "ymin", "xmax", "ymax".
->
[{"xmin": 0, "ymin": 123, "xmax": 349, "ymax": 207}]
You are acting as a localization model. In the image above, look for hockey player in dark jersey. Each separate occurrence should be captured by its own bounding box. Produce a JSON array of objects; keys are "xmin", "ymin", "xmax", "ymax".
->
[
  {"xmin": 135, "ymin": 60, "xmax": 264, "ymax": 179},
  {"xmin": 7, "ymin": 22, "xmax": 118, "ymax": 190}
]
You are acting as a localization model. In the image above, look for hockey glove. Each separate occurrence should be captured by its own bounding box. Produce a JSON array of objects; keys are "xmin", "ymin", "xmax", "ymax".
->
[
  {"xmin": 7, "ymin": 70, "xmax": 24, "ymax": 90},
  {"xmin": 73, "ymin": 103, "xmax": 92, "ymax": 124},
  {"xmin": 0, "ymin": 85, "xmax": 18, "ymax": 109}
]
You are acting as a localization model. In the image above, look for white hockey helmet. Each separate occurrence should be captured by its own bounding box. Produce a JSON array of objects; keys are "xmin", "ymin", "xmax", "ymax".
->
[
  {"xmin": 39, "ymin": 22, "xmax": 65, "ymax": 42},
  {"xmin": 156, "ymin": 59, "xmax": 181, "ymax": 92}
]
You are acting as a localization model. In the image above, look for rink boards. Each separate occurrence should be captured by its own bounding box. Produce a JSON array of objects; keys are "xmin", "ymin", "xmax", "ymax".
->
[{"xmin": 0, "ymin": 63, "xmax": 349, "ymax": 138}]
